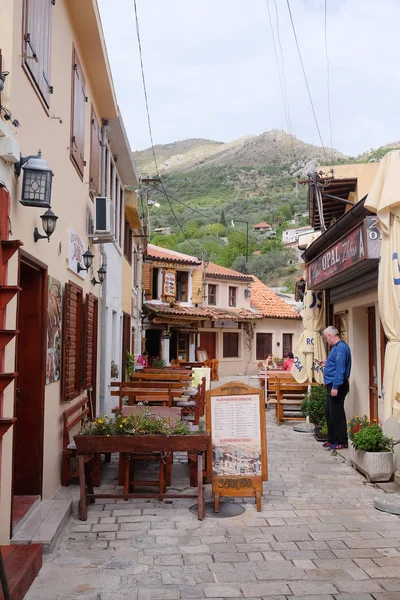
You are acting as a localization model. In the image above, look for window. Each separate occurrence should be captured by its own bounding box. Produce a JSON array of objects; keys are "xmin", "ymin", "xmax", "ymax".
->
[
  {"xmin": 256, "ymin": 333, "xmax": 272, "ymax": 361},
  {"xmin": 152, "ymin": 267, "xmax": 159, "ymax": 300},
  {"xmin": 176, "ymin": 271, "xmax": 188, "ymax": 302},
  {"xmin": 70, "ymin": 46, "xmax": 86, "ymax": 177},
  {"xmin": 223, "ymin": 332, "xmax": 239, "ymax": 358},
  {"xmin": 208, "ymin": 284, "xmax": 217, "ymax": 305},
  {"xmin": 89, "ymin": 106, "xmax": 101, "ymax": 197},
  {"xmin": 62, "ymin": 282, "xmax": 84, "ymax": 401},
  {"xmin": 22, "ymin": 0, "xmax": 53, "ymax": 107},
  {"xmin": 123, "ymin": 218, "xmax": 132, "ymax": 264},
  {"xmin": 229, "ymin": 286, "xmax": 237, "ymax": 307},
  {"xmin": 282, "ymin": 334, "xmax": 293, "ymax": 357}
]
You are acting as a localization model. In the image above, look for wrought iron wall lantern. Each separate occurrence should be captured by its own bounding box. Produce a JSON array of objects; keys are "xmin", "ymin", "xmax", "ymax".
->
[
  {"xmin": 33, "ymin": 208, "xmax": 58, "ymax": 243},
  {"xmin": 91, "ymin": 265, "xmax": 107, "ymax": 286},
  {"xmin": 244, "ymin": 286, "xmax": 251, "ymax": 299},
  {"xmin": 77, "ymin": 248, "xmax": 94, "ymax": 274},
  {"xmin": 15, "ymin": 149, "xmax": 54, "ymax": 208}
]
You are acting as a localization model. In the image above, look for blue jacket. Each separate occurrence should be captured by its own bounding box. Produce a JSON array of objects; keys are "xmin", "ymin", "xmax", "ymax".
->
[{"xmin": 324, "ymin": 340, "xmax": 351, "ymax": 390}]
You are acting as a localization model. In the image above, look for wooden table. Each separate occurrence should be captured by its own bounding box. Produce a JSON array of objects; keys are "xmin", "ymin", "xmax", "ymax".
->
[{"xmin": 74, "ymin": 434, "xmax": 209, "ymax": 521}]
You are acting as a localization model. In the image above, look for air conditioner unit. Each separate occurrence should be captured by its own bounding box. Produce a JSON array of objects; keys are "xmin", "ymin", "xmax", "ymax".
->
[{"xmin": 93, "ymin": 196, "xmax": 115, "ymax": 236}]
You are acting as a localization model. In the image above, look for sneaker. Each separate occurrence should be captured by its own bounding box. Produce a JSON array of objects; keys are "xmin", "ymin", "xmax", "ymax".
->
[
  {"xmin": 322, "ymin": 441, "xmax": 333, "ymax": 448},
  {"xmin": 331, "ymin": 443, "xmax": 348, "ymax": 450}
]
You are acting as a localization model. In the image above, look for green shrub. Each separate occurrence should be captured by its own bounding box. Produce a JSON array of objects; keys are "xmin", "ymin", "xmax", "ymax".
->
[
  {"xmin": 352, "ymin": 423, "xmax": 394, "ymax": 453},
  {"xmin": 300, "ymin": 384, "xmax": 327, "ymax": 426},
  {"xmin": 126, "ymin": 352, "xmax": 135, "ymax": 381}
]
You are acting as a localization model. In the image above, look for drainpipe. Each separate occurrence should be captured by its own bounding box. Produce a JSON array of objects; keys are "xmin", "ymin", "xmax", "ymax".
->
[{"xmin": 99, "ymin": 120, "xmax": 110, "ymax": 416}]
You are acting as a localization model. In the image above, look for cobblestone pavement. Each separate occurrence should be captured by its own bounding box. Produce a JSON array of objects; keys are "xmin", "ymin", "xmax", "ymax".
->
[{"xmin": 25, "ymin": 412, "xmax": 400, "ymax": 600}]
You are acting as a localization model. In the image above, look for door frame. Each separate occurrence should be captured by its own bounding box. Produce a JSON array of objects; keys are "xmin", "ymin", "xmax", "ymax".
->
[
  {"xmin": 13, "ymin": 250, "xmax": 48, "ymax": 501},
  {"xmin": 367, "ymin": 306, "xmax": 378, "ymax": 421}
]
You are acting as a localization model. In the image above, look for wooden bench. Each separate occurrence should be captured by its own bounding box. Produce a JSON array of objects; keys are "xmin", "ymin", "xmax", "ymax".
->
[
  {"xmin": 62, "ymin": 397, "xmax": 101, "ymax": 487},
  {"xmin": 110, "ymin": 381, "xmax": 187, "ymax": 408},
  {"xmin": 267, "ymin": 375, "xmax": 314, "ymax": 426}
]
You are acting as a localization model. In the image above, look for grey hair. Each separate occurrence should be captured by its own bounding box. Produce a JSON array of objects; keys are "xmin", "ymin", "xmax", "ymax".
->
[{"xmin": 323, "ymin": 326, "xmax": 339, "ymax": 336}]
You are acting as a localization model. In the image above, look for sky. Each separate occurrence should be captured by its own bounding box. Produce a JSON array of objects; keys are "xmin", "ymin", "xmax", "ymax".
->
[{"xmin": 97, "ymin": 0, "xmax": 400, "ymax": 157}]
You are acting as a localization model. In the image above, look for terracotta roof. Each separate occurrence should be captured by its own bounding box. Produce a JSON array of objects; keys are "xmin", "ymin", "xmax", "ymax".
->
[
  {"xmin": 146, "ymin": 244, "xmax": 200, "ymax": 265},
  {"xmin": 144, "ymin": 302, "xmax": 262, "ymax": 321},
  {"xmin": 253, "ymin": 222, "xmax": 272, "ymax": 229},
  {"xmin": 204, "ymin": 262, "xmax": 253, "ymax": 281},
  {"xmin": 250, "ymin": 277, "xmax": 301, "ymax": 320}
]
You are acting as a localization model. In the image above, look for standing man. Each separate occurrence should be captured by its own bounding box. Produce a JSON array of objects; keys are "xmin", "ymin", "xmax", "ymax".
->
[{"xmin": 321, "ymin": 326, "xmax": 351, "ymax": 450}]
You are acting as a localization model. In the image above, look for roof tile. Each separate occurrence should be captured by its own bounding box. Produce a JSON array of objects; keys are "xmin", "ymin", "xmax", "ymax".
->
[
  {"xmin": 205, "ymin": 262, "xmax": 253, "ymax": 280},
  {"xmin": 146, "ymin": 244, "xmax": 200, "ymax": 265},
  {"xmin": 250, "ymin": 276, "xmax": 301, "ymax": 320},
  {"xmin": 144, "ymin": 302, "xmax": 262, "ymax": 321}
]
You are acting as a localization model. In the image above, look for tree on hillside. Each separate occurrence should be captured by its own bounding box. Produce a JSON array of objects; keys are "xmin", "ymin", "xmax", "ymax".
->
[{"xmin": 220, "ymin": 208, "xmax": 227, "ymax": 227}]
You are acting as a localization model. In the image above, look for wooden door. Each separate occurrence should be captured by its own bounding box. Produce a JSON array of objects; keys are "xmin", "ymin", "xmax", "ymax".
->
[
  {"xmin": 177, "ymin": 333, "xmax": 189, "ymax": 361},
  {"xmin": 14, "ymin": 256, "xmax": 47, "ymax": 495},
  {"xmin": 121, "ymin": 313, "xmax": 131, "ymax": 381},
  {"xmin": 200, "ymin": 332, "xmax": 216, "ymax": 360},
  {"xmin": 367, "ymin": 306, "xmax": 378, "ymax": 421}
]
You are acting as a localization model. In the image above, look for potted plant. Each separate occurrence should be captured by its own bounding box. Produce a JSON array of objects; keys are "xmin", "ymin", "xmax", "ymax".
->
[
  {"xmin": 300, "ymin": 384, "xmax": 327, "ymax": 440},
  {"xmin": 111, "ymin": 360, "xmax": 119, "ymax": 379},
  {"xmin": 274, "ymin": 356, "xmax": 284, "ymax": 368},
  {"xmin": 152, "ymin": 357, "xmax": 166, "ymax": 369},
  {"xmin": 126, "ymin": 352, "xmax": 135, "ymax": 381},
  {"xmin": 75, "ymin": 408, "xmax": 208, "ymax": 454},
  {"xmin": 348, "ymin": 416, "xmax": 396, "ymax": 482}
]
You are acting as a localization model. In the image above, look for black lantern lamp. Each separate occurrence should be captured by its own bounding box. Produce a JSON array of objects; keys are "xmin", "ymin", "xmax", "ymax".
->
[
  {"xmin": 91, "ymin": 264, "xmax": 107, "ymax": 286},
  {"xmin": 16, "ymin": 149, "xmax": 54, "ymax": 208},
  {"xmin": 244, "ymin": 285, "xmax": 251, "ymax": 299},
  {"xmin": 77, "ymin": 248, "xmax": 94, "ymax": 274},
  {"xmin": 33, "ymin": 208, "xmax": 58, "ymax": 242}
]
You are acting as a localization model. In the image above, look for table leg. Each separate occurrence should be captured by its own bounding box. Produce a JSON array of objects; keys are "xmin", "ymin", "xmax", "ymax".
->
[
  {"xmin": 256, "ymin": 491, "xmax": 262, "ymax": 512},
  {"xmin": 86, "ymin": 458, "xmax": 95, "ymax": 504},
  {"xmin": 78, "ymin": 455, "xmax": 87, "ymax": 521},
  {"xmin": 214, "ymin": 491, "xmax": 220, "ymax": 513},
  {"xmin": 124, "ymin": 453, "xmax": 130, "ymax": 500},
  {"xmin": 197, "ymin": 453, "xmax": 205, "ymax": 520}
]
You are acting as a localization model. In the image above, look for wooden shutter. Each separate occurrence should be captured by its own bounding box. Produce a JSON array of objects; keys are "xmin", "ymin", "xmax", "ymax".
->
[
  {"xmin": 191, "ymin": 268, "xmax": 203, "ymax": 304},
  {"xmin": 62, "ymin": 281, "xmax": 83, "ymax": 401},
  {"xmin": 23, "ymin": 0, "xmax": 53, "ymax": 107},
  {"xmin": 84, "ymin": 293, "xmax": 98, "ymax": 389},
  {"xmin": 223, "ymin": 332, "xmax": 239, "ymax": 358},
  {"xmin": 142, "ymin": 263, "xmax": 152, "ymax": 298},
  {"xmin": 70, "ymin": 46, "xmax": 86, "ymax": 177},
  {"xmin": 89, "ymin": 106, "xmax": 101, "ymax": 197}
]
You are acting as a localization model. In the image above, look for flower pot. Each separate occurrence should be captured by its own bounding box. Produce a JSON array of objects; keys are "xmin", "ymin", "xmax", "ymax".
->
[
  {"xmin": 314, "ymin": 426, "xmax": 328, "ymax": 442},
  {"xmin": 349, "ymin": 445, "xmax": 394, "ymax": 482},
  {"xmin": 74, "ymin": 433, "xmax": 209, "ymax": 455}
]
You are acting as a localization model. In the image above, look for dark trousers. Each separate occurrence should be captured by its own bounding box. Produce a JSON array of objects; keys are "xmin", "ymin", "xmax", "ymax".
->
[{"xmin": 325, "ymin": 381, "xmax": 349, "ymax": 445}]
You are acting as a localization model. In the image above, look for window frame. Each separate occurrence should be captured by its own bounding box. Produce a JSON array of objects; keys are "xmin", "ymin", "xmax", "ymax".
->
[
  {"xmin": 228, "ymin": 286, "xmax": 237, "ymax": 307},
  {"xmin": 89, "ymin": 105, "xmax": 101, "ymax": 198},
  {"xmin": 176, "ymin": 271, "xmax": 188, "ymax": 303},
  {"xmin": 208, "ymin": 283, "xmax": 217, "ymax": 306},
  {"xmin": 223, "ymin": 332, "xmax": 240, "ymax": 358}
]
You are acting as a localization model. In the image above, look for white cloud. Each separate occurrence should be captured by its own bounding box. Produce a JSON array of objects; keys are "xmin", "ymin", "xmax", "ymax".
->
[{"xmin": 98, "ymin": 0, "xmax": 400, "ymax": 156}]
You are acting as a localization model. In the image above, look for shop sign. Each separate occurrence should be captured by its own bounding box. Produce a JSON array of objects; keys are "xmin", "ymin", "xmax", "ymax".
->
[
  {"xmin": 307, "ymin": 219, "xmax": 381, "ymax": 288},
  {"xmin": 214, "ymin": 319, "xmax": 239, "ymax": 328},
  {"xmin": 68, "ymin": 229, "xmax": 87, "ymax": 279}
]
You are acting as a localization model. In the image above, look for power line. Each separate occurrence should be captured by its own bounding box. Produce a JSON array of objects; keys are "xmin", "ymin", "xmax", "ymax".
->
[
  {"xmin": 324, "ymin": 0, "xmax": 334, "ymax": 166},
  {"xmin": 273, "ymin": 0, "xmax": 293, "ymax": 137},
  {"xmin": 133, "ymin": 0, "xmax": 159, "ymax": 174},
  {"xmin": 286, "ymin": 0, "xmax": 329, "ymax": 165},
  {"xmin": 267, "ymin": 0, "xmax": 291, "ymax": 138}
]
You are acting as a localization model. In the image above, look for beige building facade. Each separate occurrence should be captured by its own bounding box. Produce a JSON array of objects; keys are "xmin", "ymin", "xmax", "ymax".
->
[{"xmin": 0, "ymin": 0, "xmax": 142, "ymax": 543}]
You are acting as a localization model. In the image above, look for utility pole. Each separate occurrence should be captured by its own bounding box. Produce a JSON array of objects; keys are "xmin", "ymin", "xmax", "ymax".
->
[{"xmin": 233, "ymin": 219, "xmax": 249, "ymax": 274}]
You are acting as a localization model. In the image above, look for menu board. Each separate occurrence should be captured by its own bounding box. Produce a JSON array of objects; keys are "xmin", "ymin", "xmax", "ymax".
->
[
  {"xmin": 206, "ymin": 382, "xmax": 267, "ymax": 512},
  {"xmin": 211, "ymin": 395, "xmax": 262, "ymax": 477},
  {"xmin": 163, "ymin": 271, "xmax": 176, "ymax": 297}
]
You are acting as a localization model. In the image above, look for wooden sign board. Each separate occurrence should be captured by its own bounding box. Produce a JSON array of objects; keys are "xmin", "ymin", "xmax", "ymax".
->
[{"xmin": 206, "ymin": 381, "xmax": 267, "ymax": 512}]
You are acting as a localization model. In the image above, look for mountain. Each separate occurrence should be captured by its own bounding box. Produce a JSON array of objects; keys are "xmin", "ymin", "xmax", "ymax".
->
[
  {"xmin": 132, "ymin": 131, "xmax": 396, "ymax": 289},
  {"xmin": 134, "ymin": 129, "xmax": 347, "ymax": 175}
]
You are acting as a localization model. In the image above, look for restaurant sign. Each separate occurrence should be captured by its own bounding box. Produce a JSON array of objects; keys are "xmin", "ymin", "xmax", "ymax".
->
[{"xmin": 307, "ymin": 218, "xmax": 381, "ymax": 288}]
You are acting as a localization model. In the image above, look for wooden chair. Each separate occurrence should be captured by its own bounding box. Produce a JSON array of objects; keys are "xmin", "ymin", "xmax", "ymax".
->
[
  {"xmin": 177, "ymin": 377, "xmax": 206, "ymax": 425},
  {"xmin": 118, "ymin": 406, "xmax": 182, "ymax": 489},
  {"xmin": 62, "ymin": 397, "xmax": 101, "ymax": 487}
]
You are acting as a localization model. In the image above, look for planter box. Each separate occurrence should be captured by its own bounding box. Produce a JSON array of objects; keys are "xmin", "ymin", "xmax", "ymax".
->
[
  {"xmin": 74, "ymin": 433, "xmax": 209, "ymax": 455},
  {"xmin": 349, "ymin": 445, "xmax": 394, "ymax": 482}
]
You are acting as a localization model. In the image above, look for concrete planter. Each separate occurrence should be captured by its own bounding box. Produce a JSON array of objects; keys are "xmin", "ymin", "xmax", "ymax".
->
[{"xmin": 349, "ymin": 445, "xmax": 394, "ymax": 482}]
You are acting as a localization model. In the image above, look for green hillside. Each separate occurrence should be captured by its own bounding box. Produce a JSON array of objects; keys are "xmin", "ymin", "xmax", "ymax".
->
[{"xmin": 133, "ymin": 131, "xmax": 392, "ymax": 290}]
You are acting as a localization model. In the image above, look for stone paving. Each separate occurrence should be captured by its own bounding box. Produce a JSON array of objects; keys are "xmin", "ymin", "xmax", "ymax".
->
[{"xmin": 25, "ymin": 410, "xmax": 400, "ymax": 600}]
